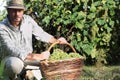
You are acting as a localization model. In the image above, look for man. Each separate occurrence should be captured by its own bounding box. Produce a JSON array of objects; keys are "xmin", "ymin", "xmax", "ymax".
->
[{"xmin": 0, "ymin": 0, "xmax": 67, "ymax": 80}]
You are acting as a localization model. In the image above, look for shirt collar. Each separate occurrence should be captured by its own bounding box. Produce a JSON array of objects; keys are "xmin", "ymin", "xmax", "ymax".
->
[{"xmin": 4, "ymin": 16, "xmax": 24, "ymax": 32}]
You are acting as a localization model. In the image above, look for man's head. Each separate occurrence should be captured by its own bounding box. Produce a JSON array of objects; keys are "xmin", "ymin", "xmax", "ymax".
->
[
  {"xmin": 6, "ymin": 0, "xmax": 25, "ymax": 9},
  {"xmin": 6, "ymin": 0, "xmax": 25, "ymax": 26}
]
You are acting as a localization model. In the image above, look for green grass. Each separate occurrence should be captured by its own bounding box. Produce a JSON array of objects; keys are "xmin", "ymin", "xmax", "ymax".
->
[
  {"xmin": 0, "ymin": 61, "xmax": 8, "ymax": 80},
  {"xmin": 81, "ymin": 65, "xmax": 120, "ymax": 80}
]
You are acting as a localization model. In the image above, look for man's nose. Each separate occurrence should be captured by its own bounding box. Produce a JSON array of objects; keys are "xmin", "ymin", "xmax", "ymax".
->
[{"xmin": 14, "ymin": 10, "xmax": 19, "ymax": 16}]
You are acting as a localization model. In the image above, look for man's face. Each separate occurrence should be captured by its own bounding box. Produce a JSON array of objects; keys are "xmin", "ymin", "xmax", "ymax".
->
[{"xmin": 7, "ymin": 8, "xmax": 24, "ymax": 23}]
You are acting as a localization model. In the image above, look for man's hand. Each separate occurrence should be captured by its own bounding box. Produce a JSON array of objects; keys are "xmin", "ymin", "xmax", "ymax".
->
[
  {"xmin": 58, "ymin": 37, "xmax": 68, "ymax": 44},
  {"xmin": 40, "ymin": 51, "xmax": 50, "ymax": 60},
  {"xmin": 49, "ymin": 37, "xmax": 68, "ymax": 44}
]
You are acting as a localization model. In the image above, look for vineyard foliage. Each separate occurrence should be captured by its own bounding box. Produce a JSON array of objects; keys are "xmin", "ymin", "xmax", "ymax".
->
[{"xmin": 0, "ymin": 0, "xmax": 120, "ymax": 65}]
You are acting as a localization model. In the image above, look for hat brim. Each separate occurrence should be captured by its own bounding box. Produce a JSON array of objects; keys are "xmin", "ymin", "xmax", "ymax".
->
[{"xmin": 5, "ymin": 6, "xmax": 25, "ymax": 9}]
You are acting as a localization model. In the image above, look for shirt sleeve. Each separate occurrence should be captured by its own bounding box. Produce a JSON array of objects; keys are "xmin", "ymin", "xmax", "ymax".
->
[
  {"xmin": 0, "ymin": 25, "xmax": 30, "ymax": 60},
  {"xmin": 27, "ymin": 15, "xmax": 53, "ymax": 43}
]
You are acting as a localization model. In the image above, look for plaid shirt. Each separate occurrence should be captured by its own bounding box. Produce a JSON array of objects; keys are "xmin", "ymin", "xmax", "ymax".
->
[{"xmin": 0, "ymin": 15, "xmax": 53, "ymax": 60}]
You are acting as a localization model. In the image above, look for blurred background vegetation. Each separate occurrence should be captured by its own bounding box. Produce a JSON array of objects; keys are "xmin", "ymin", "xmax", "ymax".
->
[
  {"xmin": 23, "ymin": 0, "xmax": 120, "ymax": 66},
  {"xmin": 0, "ymin": 0, "xmax": 120, "ymax": 80}
]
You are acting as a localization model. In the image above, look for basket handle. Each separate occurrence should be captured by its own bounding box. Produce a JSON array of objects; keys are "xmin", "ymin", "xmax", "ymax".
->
[{"xmin": 47, "ymin": 41, "xmax": 76, "ymax": 53}]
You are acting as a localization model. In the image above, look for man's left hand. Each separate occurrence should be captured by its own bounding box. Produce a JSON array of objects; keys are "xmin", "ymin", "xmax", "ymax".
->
[{"xmin": 58, "ymin": 37, "xmax": 68, "ymax": 44}]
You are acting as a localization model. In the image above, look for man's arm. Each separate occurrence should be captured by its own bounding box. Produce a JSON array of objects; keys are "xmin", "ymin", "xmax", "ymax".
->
[
  {"xmin": 26, "ymin": 51, "xmax": 50, "ymax": 60},
  {"xmin": 27, "ymin": 15, "xmax": 68, "ymax": 44}
]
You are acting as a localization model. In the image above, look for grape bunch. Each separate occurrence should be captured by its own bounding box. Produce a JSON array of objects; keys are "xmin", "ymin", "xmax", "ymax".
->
[
  {"xmin": 49, "ymin": 49, "xmax": 69, "ymax": 61},
  {"xmin": 49, "ymin": 49, "xmax": 84, "ymax": 61}
]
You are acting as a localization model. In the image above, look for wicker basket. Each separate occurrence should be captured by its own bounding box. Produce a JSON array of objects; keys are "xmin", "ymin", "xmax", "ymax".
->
[{"xmin": 40, "ymin": 42, "xmax": 84, "ymax": 80}]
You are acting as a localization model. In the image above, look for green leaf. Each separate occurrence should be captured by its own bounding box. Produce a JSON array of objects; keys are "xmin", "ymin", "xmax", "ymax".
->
[
  {"xmin": 76, "ymin": 33, "xmax": 81, "ymax": 41},
  {"xmin": 87, "ymin": 13, "xmax": 96, "ymax": 19},
  {"xmin": 91, "ymin": 48, "xmax": 97, "ymax": 58},
  {"xmin": 76, "ymin": 0, "xmax": 81, "ymax": 4},
  {"xmin": 83, "ymin": 30, "xmax": 88, "ymax": 36},
  {"xmin": 93, "ymin": 1, "xmax": 101, "ymax": 6},
  {"xmin": 110, "ymin": 9, "xmax": 115, "ymax": 16},
  {"xmin": 103, "ymin": 24, "xmax": 112, "ymax": 33},
  {"xmin": 72, "ymin": 6, "xmax": 79, "ymax": 12},
  {"xmin": 46, "ymin": 0, "xmax": 51, "ymax": 5},
  {"xmin": 90, "ymin": 4, "xmax": 97, "ymax": 12},
  {"xmin": 71, "ymin": 39, "xmax": 77, "ymax": 47},
  {"xmin": 42, "ymin": 16, "xmax": 51, "ymax": 25},
  {"xmin": 109, "ymin": 20, "xmax": 115, "ymax": 27},
  {"xmin": 90, "ymin": 24, "xmax": 99, "ymax": 40},
  {"xmin": 56, "ymin": 18, "xmax": 63, "ymax": 24},
  {"xmin": 81, "ymin": 43, "xmax": 93, "ymax": 55},
  {"xmin": 78, "ymin": 11, "xmax": 86, "ymax": 19},
  {"xmin": 97, "ymin": 18, "xmax": 105, "ymax": 25},
  {"xmin": 63, "ymin": 20, "xmax": 71, "ymax": 25},
  {"xmin": 64, "ymin": 0, "xmax": 73, "ymax": 3},
  {"xmin": 75, "ymin": 21, "xmax": 84, "ymax": 30}
]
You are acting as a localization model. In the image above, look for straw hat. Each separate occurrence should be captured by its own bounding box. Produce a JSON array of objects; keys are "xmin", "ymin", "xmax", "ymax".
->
[{"xmin": 6, "ymin": 0, "xmax": 25, "ymax": 9}]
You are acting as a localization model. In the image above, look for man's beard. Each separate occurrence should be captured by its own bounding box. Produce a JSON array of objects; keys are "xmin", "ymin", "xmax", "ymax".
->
[{"xmin": 13, "ymin": 17, "xmax": 22, "ymax": 22}]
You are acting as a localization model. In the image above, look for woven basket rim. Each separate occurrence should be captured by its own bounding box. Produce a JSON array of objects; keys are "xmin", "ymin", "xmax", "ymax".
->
[{"xmin": 40, "ymin": 58, "xmax": 85, "ymax": 63}]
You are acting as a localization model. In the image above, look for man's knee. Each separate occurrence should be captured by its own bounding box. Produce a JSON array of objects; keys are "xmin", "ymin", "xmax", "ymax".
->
[{"xmin": 4, "ymin": 57, "xmax": 24, "ymax": 74}]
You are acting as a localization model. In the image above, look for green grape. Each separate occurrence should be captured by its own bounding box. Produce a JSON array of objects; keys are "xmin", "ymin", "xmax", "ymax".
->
[
  {"xmin": 49, "ymin": 49, "xmax": 84, "ymax": 61},
  {"xmin": 69, "ymin": 52, "xmax": 84, "ymax": 59},
  {"xmin": 49, "ymin": 49, "xmax": 69, "ymax": 61}
]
